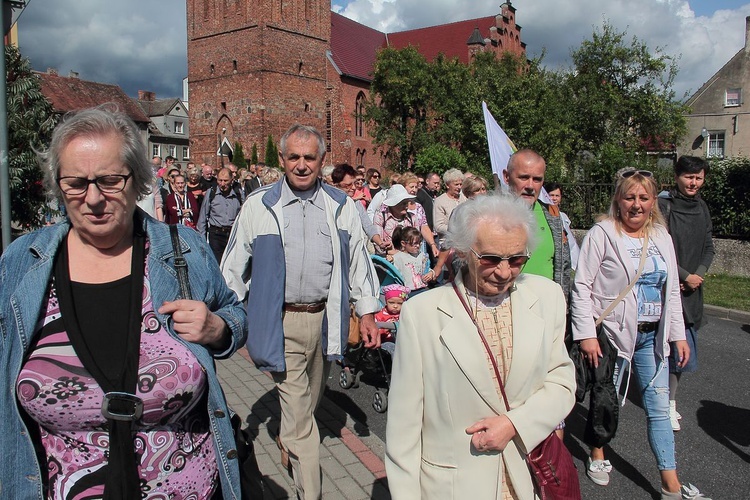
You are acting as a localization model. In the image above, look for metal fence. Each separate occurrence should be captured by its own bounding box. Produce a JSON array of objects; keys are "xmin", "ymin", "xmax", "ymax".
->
[{"xmin": 558, "ymin": 183, "xmax": 614, "ymax": 230}]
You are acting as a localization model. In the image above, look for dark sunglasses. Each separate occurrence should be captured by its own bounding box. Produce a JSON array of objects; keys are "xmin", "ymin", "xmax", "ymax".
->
[
  {"xmin": 620, "ymin": 169, "xmax": 653, "ymax": 179},
  {"xmin": 470, "ymin": 248, "xmax": 530, "ymax": 267},
  {"xmin": 371, "ymin": 174, "xmax": 381, "ymax": 178}
]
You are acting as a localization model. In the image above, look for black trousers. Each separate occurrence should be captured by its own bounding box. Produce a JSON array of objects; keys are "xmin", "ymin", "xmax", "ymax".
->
[{"xmin": 208, "ymin": 230, "xmax": 229, "ymax": 264}]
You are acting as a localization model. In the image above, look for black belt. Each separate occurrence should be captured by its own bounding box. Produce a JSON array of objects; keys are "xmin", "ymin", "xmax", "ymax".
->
[
  {"xmin": 637, "ymin": 321, "xmax": 659, "ymax": 333},
  {"xmin": 283, "ymin": 301, "xmax": 326, "ymax": 313},
  {"xmin": 208, "ymin": 225, "xmax": 232, "ymax": 234}
]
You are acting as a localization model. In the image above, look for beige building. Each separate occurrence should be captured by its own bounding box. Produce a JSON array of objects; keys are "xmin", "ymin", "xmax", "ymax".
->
[{"xmin": 680, "ymin": 17, "xmax": 750, "ymax": 158}]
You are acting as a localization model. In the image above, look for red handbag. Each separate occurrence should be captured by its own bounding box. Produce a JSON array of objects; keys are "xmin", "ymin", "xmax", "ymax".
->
[
  {"xmin": 452, "ymin": 282, "xmax": 581, "ymax": 500},
  {"xmin": 526, "ymin": 432, "xmax": 581, "ymax": 500}
]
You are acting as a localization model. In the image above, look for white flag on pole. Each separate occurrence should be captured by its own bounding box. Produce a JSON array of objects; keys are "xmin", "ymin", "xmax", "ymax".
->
[
  {"xmin": 482, "ymin": 101, "xmax": 552, "ymax": 204},
  {"xmin": 482, "ymin": 101, "xmax": 515, "ymax": 186}
]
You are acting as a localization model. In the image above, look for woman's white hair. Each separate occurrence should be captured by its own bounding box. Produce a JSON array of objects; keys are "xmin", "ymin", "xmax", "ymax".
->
[
  {"xmin": 444, "ymin": 193, "xmax": 539, "ymax": 262},
  {"xmin": 442, "ymin": 168, "xmax": 464, "ymax": 184}
]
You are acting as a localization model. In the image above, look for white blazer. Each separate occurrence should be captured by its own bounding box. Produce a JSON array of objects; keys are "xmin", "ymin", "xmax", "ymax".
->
[{"xmin": 385, "ymin": 272, "xmax": 576, "ymax": 500}]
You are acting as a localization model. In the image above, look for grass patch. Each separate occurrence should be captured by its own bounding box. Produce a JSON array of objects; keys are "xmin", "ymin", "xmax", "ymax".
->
[{"xmin": 703, "ymin": 273, "xmax": 750, "ymax": 312}]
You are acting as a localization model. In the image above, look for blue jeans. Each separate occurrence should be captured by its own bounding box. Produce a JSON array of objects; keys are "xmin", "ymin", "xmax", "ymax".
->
[{"xmin": 631, "ymin": 329, "xmax": 676, "ymax": 470}]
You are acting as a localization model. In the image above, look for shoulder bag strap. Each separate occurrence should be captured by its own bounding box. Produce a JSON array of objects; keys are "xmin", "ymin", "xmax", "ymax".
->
[
  {"xmin": 595, "ymin": 231, "xmax": 649, "ymax": 326},
  {"xmin": 170, "ymin": 224, "xmax": 193, "ymax": 300}
]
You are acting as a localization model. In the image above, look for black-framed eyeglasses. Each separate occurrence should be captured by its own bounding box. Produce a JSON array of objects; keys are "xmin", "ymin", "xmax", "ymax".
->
[
  {"xmin": 620, "ymin": 169, "xmax": 653, "ymax": 179},
  {"xmin": 371, "ymin": 174, "xmax": 380, "ymax": 178},
  {"xmin": 57, "ymin": 173, "xmax": 133, "ymax": 195},
  {"xmin": 470, "ymin": 247, "xmax": 530, "ymax": 268}
]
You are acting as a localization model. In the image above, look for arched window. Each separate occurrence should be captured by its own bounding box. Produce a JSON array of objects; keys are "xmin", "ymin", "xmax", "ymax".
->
[{"xmin": 355, "ymin": 92, "xmax": 366, "ymax": 137}]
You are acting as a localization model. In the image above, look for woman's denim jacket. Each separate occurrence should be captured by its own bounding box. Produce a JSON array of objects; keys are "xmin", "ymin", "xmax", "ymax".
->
[{"xmin": 0, "ymin": 211, "xmax": 247, "ymax": 499}]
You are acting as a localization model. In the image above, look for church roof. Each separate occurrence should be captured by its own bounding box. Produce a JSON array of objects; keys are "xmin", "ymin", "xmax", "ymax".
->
[
  {"xmin": 330, "ymin": 12, "xmax": 387, "ymax": 82},
  {"xmin": 387, "ymin": 16, "xmax": 497, "ymax": 64}
]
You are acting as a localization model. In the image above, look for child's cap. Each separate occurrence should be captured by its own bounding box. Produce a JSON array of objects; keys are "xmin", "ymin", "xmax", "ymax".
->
[{"xmin": 383, "ymin": 284, "xmax": 410, "ymax": 301}]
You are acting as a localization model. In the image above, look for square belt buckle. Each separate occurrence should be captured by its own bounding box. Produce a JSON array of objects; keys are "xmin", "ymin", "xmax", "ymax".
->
[{"xmin": 101, "ymin": 392, "xmax": 144, "ymax": 421}]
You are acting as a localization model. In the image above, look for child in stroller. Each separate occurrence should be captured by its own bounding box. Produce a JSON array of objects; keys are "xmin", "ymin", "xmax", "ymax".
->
[
  {"xmin": 338, "ymin": 258, "xmax": 409, "ymax": 412},
  {"xmin": 375, "ymin": 284, "xmax": 410, "ymax": 356}
]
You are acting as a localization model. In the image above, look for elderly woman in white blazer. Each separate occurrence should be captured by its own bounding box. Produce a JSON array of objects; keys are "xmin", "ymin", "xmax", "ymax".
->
[{"xmin": 385, "ymin": 194, "xmax": 575, "ymax": 500}]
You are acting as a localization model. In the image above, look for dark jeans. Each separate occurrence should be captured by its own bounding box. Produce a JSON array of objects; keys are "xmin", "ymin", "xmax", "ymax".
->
[{"xmin": 208, "ymin": 231, "xmax": 229, "ymax": 264}]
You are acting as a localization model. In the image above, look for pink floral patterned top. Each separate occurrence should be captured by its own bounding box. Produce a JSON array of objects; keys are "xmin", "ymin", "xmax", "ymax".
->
[{"xmin": 16, "ymin": 260, "xmax": 218, "ymax": 499}]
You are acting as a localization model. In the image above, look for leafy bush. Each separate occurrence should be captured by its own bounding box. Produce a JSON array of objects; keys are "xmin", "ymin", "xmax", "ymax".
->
[{"xmin": 702, "ymin": 157, "xmax": 750, "ymax": 239}]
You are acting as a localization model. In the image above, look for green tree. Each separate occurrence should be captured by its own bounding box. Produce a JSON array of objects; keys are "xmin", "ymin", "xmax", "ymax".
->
[
  {"xmin": 473, "ymin": 52, "xmax": 576, "ymax": 178},
  {"xmin": 568, "ymin": 22, "xmax": 688, "ymax": 182},
  {"xmin": 233, "ymin": 141, "xmax": 247, "ymax": 168},
  {"xmin": 265, "ymin": 135, "xmax": 279, "ymax": 168},
  {"xmin": 4, "ymin": 45, "xmax": 58, "ymax": 230},
  {"xmin": 250, "ymin": 143, "xmax": 258, "ymax": 164},
  {"xmin": 414, "ymin": 143, "xmax": 467, "ymax": 176},
  {"xmin": 365, "ymin": 46, "xmax": 432, "ymax": 170}
]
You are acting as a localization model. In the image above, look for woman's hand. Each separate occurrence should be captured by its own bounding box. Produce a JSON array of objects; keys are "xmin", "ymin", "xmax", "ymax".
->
[
  {"xmin": 579, "ymin": 338, "xmax": 602, "ymax": 368},
  {"xmin": 422, "ymin": 270, "xmax": 436, "ymax": 283},
  {"xmin": 159, "ymin": 300, "xmax": 230, "ymax": 351},
  {"xmin": 466, "ymin": 415, "xmax": 517, "ymax": 452},
  {"xmin": 683, "ymin": 274, "xmax": 703, "ymax": 291},
  {"xmin": 673, "ymin": 339, "xmax": 690, "ymax": 368}
]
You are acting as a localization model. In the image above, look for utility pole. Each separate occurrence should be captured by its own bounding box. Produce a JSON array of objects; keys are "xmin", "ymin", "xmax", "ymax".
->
[{"xmin": 0, "ymin": 0, "xmax": 26, "ymax": 252}]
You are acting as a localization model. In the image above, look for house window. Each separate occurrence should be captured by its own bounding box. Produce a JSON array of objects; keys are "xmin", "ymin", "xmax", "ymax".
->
[
  {"xmin": 168, "ymin": 145, "xmax": 177, "ymax": 157},
  {"xmin": 707, "ymin": 131, "xmax": 725, "ymax": 158},
  {"xmin": 175, "ymin": 121, "xmax": 184, "ymax": 134},
  {"xmin": 355, "ymin": 92, "xmax": 366, "ymax": 137},
  {"xmin": 152, "ymin": 144, "xmax": 161, "ymax": 158},
  {"xmin": 725, "ymin": 88, "xmax": 741, "ymax": 107},
  {"xmin": 182, "ymin": 146, "xmax": 190, "ymax": 160}
]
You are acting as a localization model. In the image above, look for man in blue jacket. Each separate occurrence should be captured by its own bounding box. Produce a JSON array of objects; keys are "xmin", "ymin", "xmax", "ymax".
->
[{"xmin": 221, "ymin": 124, "xmax": 381, "ymax": 500}]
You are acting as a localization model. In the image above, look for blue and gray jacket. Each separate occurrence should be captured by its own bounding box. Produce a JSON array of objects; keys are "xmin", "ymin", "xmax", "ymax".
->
[{"xmin": 221, "ymin": 179, "xmax": 381, "ymax": 372}]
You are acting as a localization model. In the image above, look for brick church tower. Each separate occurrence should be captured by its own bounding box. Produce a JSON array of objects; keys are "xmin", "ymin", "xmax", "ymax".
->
[{"xmin": 187, "ymin": 0, "xmax": 332, "ymax": 166}]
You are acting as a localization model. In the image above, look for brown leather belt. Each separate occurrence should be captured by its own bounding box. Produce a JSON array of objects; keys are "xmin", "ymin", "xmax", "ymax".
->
[
  {"xmin": 283, "ymin": 301, "xmax": 326, "ymax": 313},
  {"xmin": 637, "ymin": 321, "xmax": 659, "ymax": 333}
]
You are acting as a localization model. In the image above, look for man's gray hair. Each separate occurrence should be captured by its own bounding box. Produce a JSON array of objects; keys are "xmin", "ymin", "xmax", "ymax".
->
[
  {"xmin": 279, "ymin": 123, "xmax": 326, "ymax": 158},
  {"xmin": 442, "ymin": 168, "xmax": 463, "ymax": 184},
  {"xmin": 444, "ymin": 193, "xmax": 539, "ymax": 260},
  {"xmin": 39, "ymin": 104, "xmax": 154, "ymax": 200}
]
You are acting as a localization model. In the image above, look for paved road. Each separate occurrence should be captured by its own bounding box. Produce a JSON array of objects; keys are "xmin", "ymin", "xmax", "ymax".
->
[{"xmin": 326, "ymin": 315, "xmax": 750, "ymax": 498}]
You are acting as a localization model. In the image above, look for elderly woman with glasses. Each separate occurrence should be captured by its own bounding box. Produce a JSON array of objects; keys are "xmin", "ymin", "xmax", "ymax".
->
[
  {"xmin": 0, "ymin": 105, "xmax": 247, "ymax": 499},
  {"xmin": 386, "ymin": 194, "xmax": 575, "ymax": 499},
  {"xmin": 571, "ymin": 170, "xmax": 710, "ymax": 499}
]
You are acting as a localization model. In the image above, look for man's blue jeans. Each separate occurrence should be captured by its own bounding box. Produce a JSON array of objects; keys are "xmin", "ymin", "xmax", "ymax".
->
[{"xmin": 631, "ymin": 329, "xmax": 676, "ymax": 470}]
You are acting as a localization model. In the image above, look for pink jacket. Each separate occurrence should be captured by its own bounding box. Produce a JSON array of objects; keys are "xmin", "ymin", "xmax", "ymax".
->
[{"xmin": 571, "ymin": 219, "xmax": 685, "ymax": 361}]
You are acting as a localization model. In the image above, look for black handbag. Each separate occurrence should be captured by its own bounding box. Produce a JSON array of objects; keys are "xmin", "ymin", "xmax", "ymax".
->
[{"xmin": 170, "ymin": 225, "xmax": 264, "ymax": 499}]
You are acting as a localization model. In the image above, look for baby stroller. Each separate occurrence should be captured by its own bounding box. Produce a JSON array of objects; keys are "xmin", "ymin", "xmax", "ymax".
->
[{"xmin": 338, "ymin": 255, "xmax": 404, "ymax": 413}]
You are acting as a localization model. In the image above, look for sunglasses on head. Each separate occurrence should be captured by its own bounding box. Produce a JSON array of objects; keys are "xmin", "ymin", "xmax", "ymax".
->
[
  {"xmin": 470, "ymin": 248, "xmax": 530, "ymax": 267},
  {"xmin": 620, "ymin": 169, "xmax": 653, "ymax": 179}
]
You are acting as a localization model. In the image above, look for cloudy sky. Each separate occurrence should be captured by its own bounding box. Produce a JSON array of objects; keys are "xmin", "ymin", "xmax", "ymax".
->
[{"xmin": 16, "ymin": 0, "xmax": 750, "ymax": 101}]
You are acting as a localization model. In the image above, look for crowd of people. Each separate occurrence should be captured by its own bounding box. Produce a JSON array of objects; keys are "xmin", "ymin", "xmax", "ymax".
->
[{"xmin": 0, "ymin": 105, "xmax": 715, "ymax": 500}]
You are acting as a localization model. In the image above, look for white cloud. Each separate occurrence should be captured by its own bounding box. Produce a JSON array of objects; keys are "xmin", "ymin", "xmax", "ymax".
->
[{"xmin": 15, "ymin": 0, "xmax": 750, "ymax": 100}]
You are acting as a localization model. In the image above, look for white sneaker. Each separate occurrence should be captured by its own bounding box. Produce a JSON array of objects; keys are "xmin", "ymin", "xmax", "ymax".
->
[
  {"xmin": 661, "ymin": 483, "xmax": 712, "ymax": 499},
  {"xmin": 669, "ymin": 400, "xmax": 681, "ymax": 431},
  {"xmin": 586, "ymin": 458, "xmax": 612, "ymax": 486}
]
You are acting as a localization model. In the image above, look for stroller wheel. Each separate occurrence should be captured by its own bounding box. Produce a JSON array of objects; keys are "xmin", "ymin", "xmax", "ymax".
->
[
  {"xmin": 339, "ymin": 368, "xmax": 358, "ymax": 389},
  {"xmin": 372, "ymin": 389, "xmax": 388, "ymax": 413}
]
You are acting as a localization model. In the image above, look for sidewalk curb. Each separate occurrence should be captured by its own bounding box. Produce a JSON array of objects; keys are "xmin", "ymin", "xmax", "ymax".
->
[{"xmin": 704, "ymin": 304, "xmax": 750, "ymax": 324}]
